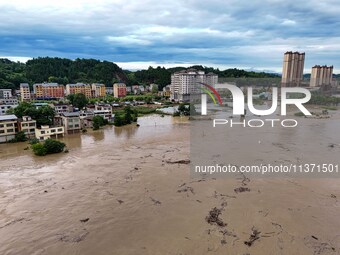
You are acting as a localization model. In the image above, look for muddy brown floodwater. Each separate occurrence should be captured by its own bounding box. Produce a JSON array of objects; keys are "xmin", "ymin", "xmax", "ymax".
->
[{"xmin": 0, "ymin": 113, "xmax": 340, "ymax": 255}]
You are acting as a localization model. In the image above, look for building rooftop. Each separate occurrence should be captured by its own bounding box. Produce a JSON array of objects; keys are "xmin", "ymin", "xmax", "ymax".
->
[
  {"xmin": 62, "ymin": 112, "xmax": 80, "ymax": 117},
  {"xmin": 0, "ymin": 115, "xmax": 18, "ymax": 121}
]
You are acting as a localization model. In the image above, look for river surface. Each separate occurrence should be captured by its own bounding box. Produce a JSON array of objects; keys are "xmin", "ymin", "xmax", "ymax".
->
[{"xmin": 0, "ymin": 113, "xmax": 340, "ymax": 255}]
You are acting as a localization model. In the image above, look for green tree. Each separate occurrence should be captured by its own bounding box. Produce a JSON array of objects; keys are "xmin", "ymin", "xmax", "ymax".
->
[
  {"xmin": 92, "ymin": 115, "xmax": 107, "ymax": 130},
  {"xmin": 43, "ymin": 139, "xmax": 66, "ymax": 154},
  {"xmin": 31, "ymin": 143, "xmax": 47, "ymax": 156},
  {"xmin": 72, "ymin": 93, "xmax": 88, "ymax": 109},
  {"xmin": 124, "ymin": 106, "xmax": 133, "ymax": 124},
  {"xmin": 113, "ymin": 114, "xmax": 124, "ymax": 126}
]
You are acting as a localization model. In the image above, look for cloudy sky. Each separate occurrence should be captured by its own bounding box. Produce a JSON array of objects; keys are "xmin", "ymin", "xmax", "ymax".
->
[{"xmin": 0, "ymin": 0, "xmax": 339, "ymax": 72}]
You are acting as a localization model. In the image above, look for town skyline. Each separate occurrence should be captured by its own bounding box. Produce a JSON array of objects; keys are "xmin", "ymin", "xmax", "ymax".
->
[{"xmin": 1, "ymin": 0, "xmax": 340, "ymax": 73}]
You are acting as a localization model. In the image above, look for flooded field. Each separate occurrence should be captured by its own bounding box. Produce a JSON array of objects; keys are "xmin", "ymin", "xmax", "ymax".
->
[{"xmin": 0, "ymin": 113, "xmax": 340, "ymax": 255}]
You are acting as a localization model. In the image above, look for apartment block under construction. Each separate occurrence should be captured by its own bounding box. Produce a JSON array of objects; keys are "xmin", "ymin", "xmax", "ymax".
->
[
  {"xmin": 281, "ymin": 51, "xmax": 305, "ymax": 87},
  {"xmin": 310, "ymin": 65, "xmax": 333, "ymax": 87}
]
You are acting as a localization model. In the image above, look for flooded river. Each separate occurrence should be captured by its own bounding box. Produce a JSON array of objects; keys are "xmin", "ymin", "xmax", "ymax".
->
[{"xmin": 0, "ymin": 113, "xmax": 340, "ymax": 255}]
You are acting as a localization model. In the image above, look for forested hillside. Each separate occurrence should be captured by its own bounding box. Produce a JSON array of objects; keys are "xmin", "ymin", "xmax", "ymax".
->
[{"xmin": 0, "ymin": 57, "xmax": 281, "ymax": 91}]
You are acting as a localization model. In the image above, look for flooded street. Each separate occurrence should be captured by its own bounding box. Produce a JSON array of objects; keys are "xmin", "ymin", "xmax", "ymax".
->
[{"xmin": 0, "ymin": 113, "xmax": 340, "ymax": 254}]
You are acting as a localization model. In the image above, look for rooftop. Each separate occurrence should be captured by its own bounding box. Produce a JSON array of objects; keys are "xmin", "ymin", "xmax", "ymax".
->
[
  {"xmin": 62, "ymin": 112, "xmax": 80, "ymax": 117},
  {"xmin": 0, "ymin": 115, "xmax": 18, "ymax": 121}
]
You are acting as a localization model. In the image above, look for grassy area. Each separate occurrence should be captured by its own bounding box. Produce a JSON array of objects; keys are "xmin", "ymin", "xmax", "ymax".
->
[
  {"xmin": 321, "ymin": 106, "xmax": 338, "ymax": 111},
  {"xmin": 294, "ymin": 112, "xmax": 306, "ymax": 117}
]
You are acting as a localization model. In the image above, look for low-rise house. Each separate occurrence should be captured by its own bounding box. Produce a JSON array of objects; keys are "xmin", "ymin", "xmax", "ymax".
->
[
  {"xmin": 35, "ymin": 125, "xmax": 64, "ymax": 141},
  {"xmin": 54, "ymin": 104, "xmax": 73, "ymax": 115},
  {"xmin": 61, "ymin": 112, "xmax": 81, "ymax": 134},
  {"xmin": 18, "ymin": 116, "xmax": 36, "ymax": 138},
  {"xmin": 132, "ymin": 85, "xmax": 140, "ymax": 95},
  {"xmin": 163, "ymin": 85, "xmax": 171, "ymax": 97},
  {"xmin": 80, "ymin": 116, "xmax": 93, "ymax": 129},
  {"xmin": 149, "ymin": 84, "xmax": 159, "ymax": 92},
  {"xmin": 126, "ymin": 86, "xmax": 132, "ymax": 93},
  {"xmin": 0, "ymin": 115, "xmax": 18, "ymax": 143},
  {"xmin": 93, "ymin": 110, "xmax": 113, "ymax": 121},
  {"xmin": 32, "ymin": 102, "xmax": 49, "ymax": 109},
  {"xmin": 95, "ymin": 103, "xmax": 112, "ymax": 112}
]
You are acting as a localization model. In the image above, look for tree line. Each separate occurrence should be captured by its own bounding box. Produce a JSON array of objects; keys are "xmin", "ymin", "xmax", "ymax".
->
[{"xmin": 1, "ymin": 57, "xmax": 281, "ymax": 92}]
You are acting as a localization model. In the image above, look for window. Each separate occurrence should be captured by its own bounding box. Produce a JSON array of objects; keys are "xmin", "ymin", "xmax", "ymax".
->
[
  {"xmin": 30, "ymin": 129, "xmax": 35, "ymax": 132},
  {"xmin": 7, "ymin": 129, "xmax": 14, "ymax": 133},
  {"xmin": 51, "ymin": 129, "xmax": 55, "ymax": 133},
  {"xmin": 29, "ymin": 123, "xmax": 35, "ymax": 127},
  {"xmin": 6, "ymin": 123, "xmax": 13, "ymax": 127},
  {"xmin": 0, "ymin": 124, "xmax": 3, "ymax": 128},
  {"xmin": 75, "ymin": 124, "xmax": 79, "ymax": 128},
  {"xmin": 41, "ymin": 131, "xmax": 45, "ymax": 134},
  {"xmin": 0, "ymin": 130, "xmax": 4, "ymax": 134},
  {"xmin": 58, "ymin": 128, "xmax": 63, "ymax": 132}
]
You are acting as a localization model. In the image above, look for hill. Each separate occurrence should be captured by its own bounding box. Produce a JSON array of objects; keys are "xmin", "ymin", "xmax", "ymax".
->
[{"xmin": 0, "ymin": 57, "xmax": 281, "ymax": 91}]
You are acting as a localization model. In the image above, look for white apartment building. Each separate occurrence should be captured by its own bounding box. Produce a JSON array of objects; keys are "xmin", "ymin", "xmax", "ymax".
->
[
  {"xmin": 0, "ymin": 98, "xmax": 19, "ymax": 105},
  {"xmin": 0, "ymin": 89, "xmax": 12, "ymax": 99},
  {"xmin": 35, "ymin": 125, "xmax": 65, "ymax": 141},
  {"xmin": 0, "ymin": 104, "xmax": 17, "ymax": 115},
  {"xmin": 0, "ymin": 115, "xmax": 18, "ymax": 143},
  {"xmin": 18, "ymin": 116, "xmax": 36, "ymax": 138},
  {"xmin": 170, "ymin": 69, "xmax": 218, "ymax": 102}
]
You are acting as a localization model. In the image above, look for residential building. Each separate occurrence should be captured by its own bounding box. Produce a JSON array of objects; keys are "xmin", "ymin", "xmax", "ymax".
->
[
  {"xmin": 66, "ymin": 83, "xmax": 92, "ymax": 98},
  {"xmin": 149, "ymin": 84, "xmax": 159, "ymax": 93},
  {"xmin": 126, "ymin": 86, "xmax": 132, "ymax": 93},
  {"xmin": 93, "ymin": 110, "xmax": 113, "ymax": 121},
  {"xmin": 139, "ymin": 85, "xmax": 145, "ymax": 93},
  {"xmin": 61, "ymin": 112, "xmax": 81, "ymax": 133},
  {"xmin": 113, "ymin": 83, "xmax": 127, "ymax": 98},
  {"xmin": 0, "ymin": 89, "xmax": 12, "ymax": 99},
  {"xmin": 310, "ymin": 65, "xmax": 334, "ymax": 87},
  {"xmin": 0, "ymin": 98, "xmax": 19, "ymax": 105},
  {"xmin": 0, "ymin": 115, "xmax": 18, "ymax": 143},
  {"xmin": 132, "ymin": 85, "xmax": 140, "ymax": 95},
  {"xmin": 54, "ymin": 104, "xmax": 73, "ymax": 115},
  {"xmin": 281, "ymin": 51, "xmax": 305, "ymax": 87},
  {"xmin": 106, "ymin": 87, "xmax": 114, "ymax": 95},
  {"xmin": 95, "ymin": 103, "xmax": 112, "ymax": 112},
  {"xmin": 0, "ymin": 105, "xmax": 17, "ymax": 115},
  {"xmin": 91, "ymin": 83, "xmax": 106, "ymax": 97},
  {"xmin": 35, "ymin": 125, "xmax": 64, "ymax": 141},
  {"xmin": 18, "ymin": 116, "xmax": 36, "ymax": 138},
  {"xmin": 80, "ymin": 116, "xmax": 93, "ymax": 129},
  {"xmin": 163, "ymin": 85, "xmax": 171, "ymax": 97},
  {"xmin": 170, "ymin": 69, "xmax": 218, "ymax": 102},
  {"xmin": 32, "ymin": 102, "xmax": 49, "ymax": 109},
  {"xmin": 20, "ymin": 83, "xmax": 31, "ymax": 102},
  {"xmin": 33, "ymin": 83, "xmax": 65, "ymax": 99}
]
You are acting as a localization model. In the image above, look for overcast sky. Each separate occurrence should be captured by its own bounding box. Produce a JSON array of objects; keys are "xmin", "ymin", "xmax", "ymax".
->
[{"xmin": 0, "ymin": 0, "xmax": 339, "ymax": 72}]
